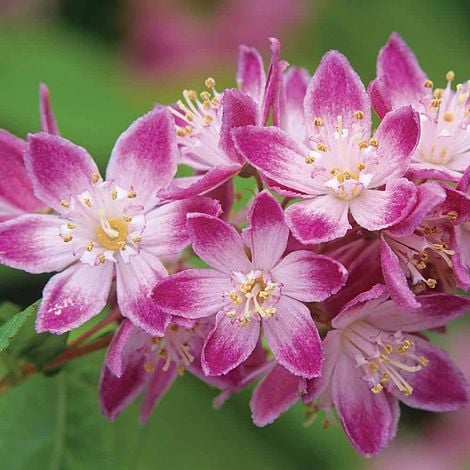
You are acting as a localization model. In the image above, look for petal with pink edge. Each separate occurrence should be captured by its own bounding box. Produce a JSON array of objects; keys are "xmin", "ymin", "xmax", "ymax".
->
[
  {"xmin": 237, "ymin": 45, "xmax": 266, "ymax": 105},
  {"xmin": 0, "ymin": 130, "xmax": 45, "ymax": 217},
  {"xmin": 272, "ymin": 251, "xmax": 347, "ymax": 302},
  {"xmin": 0, "ymin": 214, "xmax": 75, "ymax": 273},
  {"xmin": 36, "ymin": 262, "xmax": 113, "ymax": 334},
  {"xmin": 153, "ymin": 269, "xmax": 231, "ymax": 319},
  {"xmin": 25, "ymin": 132, "xmax": 99, "ymax": 212},
  {"xmin": 244, "ymin": 190, "xmax": 289, "ymax": 270},
  {"xmin": 286, "ymin": 195, "xmax": 351, "ymax": 244},
  {"xmin": 116, "ymin": 252, "xmax": 170, "ymax": 336},
  {"xmin": 263, "ymin": 296, "xmax": 323, "ymax": 379},
  {"xmin": 280, "ymin": 66, "xmax": 310, "ymax": 142},
  {"xmin": 250, "ymin": 363, "xmax": 306, "ymax": 427},
  {"xmin": 370, "ymin": 106, "xmax": 420, "ymax": 187},
  {"xmin": 391, "ymin": 335, "xmax": 469, "ymax": 412},
  {"xmin": 220, "ymin": 89, "xmax": 259, "ymax": 164},
  {"xmin": 332, "ymin": 352, "xmax": 396, "ymax": 456},
  {"xmin": 349, "ymin": 179, "xmax": 416, "ymax": 231},
  {"xmin": 106, "ymin": 107, "xmax": 177, "ymax": 209},
  {"xmin": 202, "ymin": 311, "xmax": 260, "ymax": 376},
  {"xmin": 187, "ymin": 213, "xmax": 251, "ymax": 273},
  {"xmin": 39, "ymin": 83, "xmax": 60, "ymax": 135},
  {"xmin": 368, "ymin": 78, "xmax": 392, "ymax": 119},
  {"xmin": 304, "ymin": 50, "xmax": 371, "ymax": 132},
  {"xmin": 375, "ymin": 33, "xmax": 429, "ymax": 112},
  {"xmin": 140, "ymin": 361, "xmax": 179, "ymax": 423},
  {"xmin": 141, "ymin": 197, "xmax": 221, "ymax": 257},
  {"xmin": 233, "ymin": 125, "xmax": 318, "ymax": 196}
]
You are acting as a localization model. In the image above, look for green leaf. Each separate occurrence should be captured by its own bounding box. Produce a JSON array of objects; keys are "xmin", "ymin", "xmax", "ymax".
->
[{"xmin": 0, "ymin": 302, "xmax": 20, "ymax": 324}]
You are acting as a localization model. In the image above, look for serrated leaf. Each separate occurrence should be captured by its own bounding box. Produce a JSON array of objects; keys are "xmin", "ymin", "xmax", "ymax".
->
[{"xmin": 0, "ymin": 301, "xmax": 40, "ymax": 352}]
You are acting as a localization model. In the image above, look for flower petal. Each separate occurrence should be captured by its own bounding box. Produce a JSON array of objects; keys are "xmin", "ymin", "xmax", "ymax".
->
[
  {"xmin": 250, "ymin": 363, "xmax": 306, "ymax": 427},
  {"xmin": 116, "ymin": 252, "xmax": 170, "ymax": 336},
  {"xmin": 263, "ymin": 296, "xmax": 323, "ymax": 378},
  {"xmin": 272, "ymin": 251, "xmax": 347, "ymax": 302},
  {"xmin": 349, "ymin": 179, "xmax": 416, "ymax": 231},
  {"xmin": 375, "ymin": 33, "xmax": 429, "ymax": 113},
  {"xmin": 332, "ymin": 352, "xmax": 396, "ymax": 456},
  {"xmin": 36, "ymin": 262, "xmax": 113, "ymax": 334},
  {"xmin": 153, "ymin": 269, "xmax": 231, "ymax": 319},
  {"xmin": 367, "ymin": 78, "xmax": 392, "ymax": 119},
  {"xmin": 237, "ymin": 44, "xmax": 266, "ymax": 105},
  {"xmin": 39, "ymin": 83, "xmax": 60, "ymax": 135},
  {"xmin": 220, "ymin": 89, "xmax": 259, "ymax": 163},
  {"xmin": 285, "ymin": 195, "xmax": 351, "ymax": 244},
  {"xmin": 25, "ymin": 132, "xmax": 99, "ymax": 212},
  {"xmin": 0, "ymin": 214, "xmax": 75, "ymax": 273},
  {"xmin": 370, "ymin": 106, "xmax": 420, "ymax": 186},
  {"xmin": 187, "ymin": 213, "xmax": 251, "ymax": 273},
  {"xmin": 233, "ymin": 125, "xmax": 315, "ymax": 195},
  {"xmin": 244, "ymin": 190, "xmax": 289, "ymax": 270},
  {"xmin": 392, "ymin": 335, "xmax": 469, "ymax": 412},
  {"xmin": 106, "ymin": 107, "xmax": 177, "ymax": 209},
  {"xmin": 140, "ymin": 361, "xmax": 179, "ymax": 423},
  {"xmin": 280, "ymin": 66, "xmax": 310, "ymax": 142},
  {"xmin": 304, "ymin": 50, "xmax": 370, "ymax": 132},
  {"xmin": 141, "ymin": 197, "xmax": 221, "ymax": 257},
  {"xmin": 202, "ymin": 310, "xmax": 260, "ymax": 376},
  {"xmin": 0, "ymin": 130, "xmax": 45, "ymax": 219}
]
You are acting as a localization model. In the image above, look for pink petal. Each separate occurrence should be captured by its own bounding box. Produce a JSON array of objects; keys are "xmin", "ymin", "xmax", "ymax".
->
[
  {"xmin": 304, "ymin": 50, "xmax": 371, "ymax": 132},
  {"xmin": 25, "ymin": 132, "xmax": 99, "ymax": 213},
  {"xmin": 39, "ymin": 83, "xmax": 60, "ymax": 135},
  {"xmin": 106, "ymin": 107, "xmax": 177, "ymax": 209},
  {"xmin": 0, "ymin": 214, "xmax": 75, "ymax": 273},
  {"xmin": 387, "ymin": 182, "xmax": 446, "ymax": 238},
  {"xmin": 116, "ymin": 252, "xmax": 170, "ymax": 336},
  {"xmin": 244, "ymin": 190, "xmax": 289, "ymax": 270},
  {"xmin": 202, "ymin": 311, "xmax": 260, "ymax": 376},
  {"xmin": 380, "ymin": 236, "xmax": 420, "ymax": 309},
  {"xmin": 153, "ymin": 269, "xmax": 231, "ymax": 319},
  {"xmin": 0, "ymin": 130, "xmax": 45, "ymax": 217},
  {"xmin": 272, "ymin": 251, "xmax": 347, "ymax": 302},
  {"xmin": 392, "ymin": 335, "xmax": 469, "ymax": 412},
  {"xmin": 457, "ymin": 166, "xmax": 470, "ymax": 193},
  {"xmin": 237, "ymin": 44, "xmax": 266, "ymax": 105},
  {"xmin": 375, "ymin": 33, "xmax": 428, "ymax": 113},
  {"xmin": 407, "ymin": 164, "xmax": 460, "ymax": 184},
  {"xmin": 220, "ymin": 89, "xmax": 259, "ymax": 163},
  {"xmin": 370, "ymin": 106, "xmax": 420, "ymax": 187},
  {"xmin": 204, "ymin": 179, "xmax": 234, "ymax": 221},
  {"xmin": 440, "ymin": 184, "xmax": 470, "ymax": 226},
  {"xmin": 285, "ymin": 195, "xmax": 351, "ymax": 244},
  {"xmin": 332, "ymin": 352, "xmax": 396, "ymax": 456},
  {"xmin": 250, "ymin": 363, "xmax": 306, "ymax": 427},
  {"xmin": 280, "ymin": 66, "xmax": 310, "ymax": 142},
  {"xmin": 368, "ymin": 78, "xmax": 392, "ymax": 119},
  {"xmin": 349, "ymin": 179, "xmax": 416, "ymax": 231},
  {"xmin": 36, "ymin": 262, "xmax": 113, "ymax": 334},
  {"xmin": 263, "ymin": 296, "xmax": 323, "ymax": 378},
  {"xmin": 140, "ymin": 361, "xmax": 178, "ymax": 423},
  {"xmin": 187, "ymin": 213, "xmax": 251, "ymax": 273},
  {"xmin": 141, "ymin": 197, "xmax": 221, "ymax": 257}
]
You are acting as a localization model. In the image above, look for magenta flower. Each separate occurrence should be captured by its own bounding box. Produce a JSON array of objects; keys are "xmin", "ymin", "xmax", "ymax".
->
[
  {"xmin": 100, "ymin": 317, "xmax": 269, "ymax": 422},
  {"xmin": 153, "ymin": 190, "xmax": 347, "ymax": 378},
  {"xmin": 160, "ymin": 38, "xmax": 286, "ymax": 202},
  {"xmin": 234, "ymin": 51, "xmax": 420, "ymax": 244},
  {"xmin": 370, "ymin": 33, "xmax": 470, "ymax": 181},
  {"xmin": 0, "ymin": 107, "xmax": 220, "ymax": 335}
]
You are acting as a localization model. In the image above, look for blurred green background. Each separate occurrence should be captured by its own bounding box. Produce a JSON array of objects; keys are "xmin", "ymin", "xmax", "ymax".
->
[{"xmin": 0, "ymin": 0, "xmax": 469, "ymax": 468}]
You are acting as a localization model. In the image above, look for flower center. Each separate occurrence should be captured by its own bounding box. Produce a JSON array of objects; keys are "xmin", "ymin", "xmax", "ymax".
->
[
  {"xmin": 96, "ymin": 215, "xmax": 129, "ymax": 251},
  {"xmin": 343, "ymin": 321, "xmax": 429, "ymax": 396},
  {"xmin": 224, "ymin": 270, "xmax": 281, "ymax": 325}
]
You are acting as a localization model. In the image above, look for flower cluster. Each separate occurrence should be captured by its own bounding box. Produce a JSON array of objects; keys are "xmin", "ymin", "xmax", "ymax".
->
[{"xmin": 0, "ymin": 33, "xmax": 469, "ymax": 456}]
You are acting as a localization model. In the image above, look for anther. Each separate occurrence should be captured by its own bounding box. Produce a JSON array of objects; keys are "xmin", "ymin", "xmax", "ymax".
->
[
  {"xmin": 446, "ymin": 70, "xmax": 455, "ymax": 82},
  {"xmin": 423, "ymin": 79, "xmax": 434, "ymax": 88},
  {"xmin": 132, "ymin": 235, "xmax": 142, "ymax": 243},
  {"xmin": 98, "ymin": 255, "xmax": 106, "ymax": 264},
  {"xmin": 176, "ymin": 128, "xmax": 187, "ymax": 137},
  {"xmin": 92, "ymin": 173, "xmax": 100, "ymax": 184},
  {"xmin": 419, "ymin": 356, "xmax": 429, "ymax": 367},
  {"xmin": 431, "ymin": 98, "xmax": 442, "ymax": 108},
  {"xmin": 433, "ymin": 88, "xmax": 443, "ymax": 98},
  {"xmin": 419, "ymin": 251, "xmax": 429, "ymax": 261},
  {"xmin": 305, "ymin": 154, "xmax": 316, "ymax": 164},
  {"xmin": 187, "ymin": 89, "xmax": 198, "ymax": 100},
  {"xmin": 203, "ymin": 115, "xmax": 213, "ymax": 125},
  {"xmin": 443, "ymin": 112, "xmax": 454, "ymax": 122},
  {"xmin": 118, "ymin": 241, "xmax": 126, "ymax": 250},
  {"xmin": 356, "ymin": 162, "xmax": 366, "ymax": 171},
  {"xmin": 426, "ymin": 278, "xmax": 437, "ymax": 289},
  {"xmin": 369, "ymin": 138, "xmax": 379, "ymax": 147},
  {"xmin": 380, "ymin": 373, "xmax": 390, "ymax": 384},
  {"xmin": 144, "ymin": 363, "xmax": 155, "ymax": 373},
  {"xmin": 384, "ymin": 344, "xmax": 393, "ymax": 354},
  {"xmin": 111, "ymin": 190, "xmax": 118, "ymax": 200},
  {"xmin": 313, "ymin": 117, "xmax": 324, "ymax": 126},
  {"xmin": 87, "ymin": 242, "xmax": 94, "ymax": 252},
  {"xmin": 123, "ymin": 216, "xmax": 132, "ymax": 222},
  {"xmin": 60, "ymin": 200, "xmax": 70, "ymax": 208},
  {"xmin": 205, "ymin": 77, "xmax": 216, "ymax": 88},
  {"xmin": 127, "ymin": 191, "xmax": 137, "ymax": 199},
  {"xmin": 354, "ymin": 110, "xmax": 365, "ymax": 119},
  {"xmin": 83, "ymin": 198, "xmax": 92, "ymax": 208},
  {"xmin": 358, "ymin": 140, "xmax": 368, "ymax": 149},
  {"xmin": 200, "ymin": 91, "xmax": 211, "ymax": 101},
  {"xmin": 178, "ymin": 366, "xmax": 185, "ymax": 376},
  {"xmin": 63, "ymin": 235, "xmax": 73, "ymax": 243},
  {"xmin": 316, "ymin": 143, "xmax": 328, "ymax": 152},
  {"xmin": 371, "ymin": 384, "xmax": 384, "ymax": 394},
  {"xmin": 66, "ymin": 223, "xmax": 76, "ymax": 229},
  {"xmin": 447, "ymin": 210, "xmax": 458, "ymax": 222}
]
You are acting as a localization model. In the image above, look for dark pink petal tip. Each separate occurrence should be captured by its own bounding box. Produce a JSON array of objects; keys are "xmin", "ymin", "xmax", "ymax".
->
[{"xmin": 39, "ymin": 83, "xmax": 60, "ymax": 135}]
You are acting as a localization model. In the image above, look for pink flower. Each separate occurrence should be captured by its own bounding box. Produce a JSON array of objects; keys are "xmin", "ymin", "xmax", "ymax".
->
[
  {"xmin": 153, "ymin": 190, "xmax": 347, "ymax": 378},
  {"xmin": 0, "ymin": 107, "xmax": 220, "ymax": 335},
  {"xmin": 0, "ymin": 84, "xmax": 57, "ymax": 221},
  {"xmin": 234, "ymin": 51, "xmax": 420, "ymax": 244},
  {"xmin": 370, "ymin": 33, "xmax": 470, "ymax": 181},
  {"xmin": 160, "ymin": 39, "xmax": 287, "ymax": 202},
  {"xmin": 100, "ymin": 318, "xmax": 269, "ymax": 422}
]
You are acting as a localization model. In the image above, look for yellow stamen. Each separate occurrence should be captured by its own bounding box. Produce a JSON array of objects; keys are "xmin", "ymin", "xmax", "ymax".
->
[
  {"xmin": 205, "ymin": 77, "xmax": 216, "ymax": 88},
  {"xmin": 423, "ymin": 79, "xmax": 434, "ymax": 88},
  {"xmin": 446, "ymin": 70, "xmax": 455, "ymax": 81},
  {"xmin": 313, "ymin": 117, "xmax": 324, "ymax": 126},
  {"xmin": 60, "ymin": 200, "xmax": 70, "ymax": 208},
  {"xmin": 371, "ymin": 384, "xmax": 384, "ymax": 394},
  {"xmin": 127, "ymin": 191, "xmax": 137, "ymax": 199},
  {"xmin": 354, "ymin": 110, "xmax": 365, "ymax": 119},
  {"xmin": 63, "ymin": 235, "xmax": 73, "ymax": 243},
  {"xmin": 92, "ymin": 173, "xmax": 100, "ymax": 184}
]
